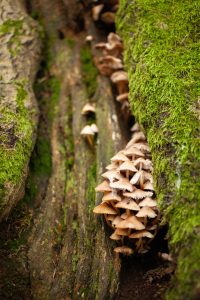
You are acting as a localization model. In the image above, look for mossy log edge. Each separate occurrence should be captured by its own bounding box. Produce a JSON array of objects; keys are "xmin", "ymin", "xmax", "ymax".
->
[{"xmin": 117, "ymin": 1, "xmax": 200, "ymax": 299}]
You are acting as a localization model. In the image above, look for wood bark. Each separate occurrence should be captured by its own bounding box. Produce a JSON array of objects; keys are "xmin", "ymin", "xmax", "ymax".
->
[{"xmin": 0, "ymin": 0, "xmax": 41, "ymax": 220}]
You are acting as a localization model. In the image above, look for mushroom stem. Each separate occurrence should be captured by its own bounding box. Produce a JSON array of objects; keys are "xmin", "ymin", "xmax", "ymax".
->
[
  {"xmin": 135, "ymin": 238, "xmax": 143, "ymax": 251},
  {"xmin": 140, "ymin": 171, "xmax": 144, "ymax": 189},
  {"xmin": 126, "ymin": 209, "xmax": 131, "ymax": 217},
  {"xmin": 104, "ymin": 214, "xmax": 113, "ymax": 228},
  {"xmin": 87, "ymin": 135, "xmax": 94, "ymax": 146},
  {"xmin": 126, "ymin": 170, "xmax": 129, "ymax": 179}
]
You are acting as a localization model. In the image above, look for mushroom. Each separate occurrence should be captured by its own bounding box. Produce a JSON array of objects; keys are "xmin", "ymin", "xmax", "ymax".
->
[
  {"xmin": 116, "ymin": 216, "xmax": 145, "ymax": 230},
  {"xmin": 93, "ymin": 202, "xmax": 117, "ymax": 215},
  {"xmin": 99, "ymin": 55, "xmax": 123, "ymax": 70},
  {"xmin": 102, "ymin": 192, "xmax": 121, "ymax": 202},
  {"xmin": 80, "ymin": 125, "xmax": 94, "ymax": 146},
  {"xmin": 101, "ymin": 12, "xmax": 115, "ymax": 24},
  {"xmin": 110, "ymin": 71, "xmax": 128, "ymax": 94},
  {"xmin": 119, "ymin": 161, "xmax": 138, "ymax": 178},
  {"xmin": 129, "ymin": 230, "xmax": 154, "ymax": 239},
  {"xmin": 111, "ymin": 151, "xmax": 129, "ymax": 164},
  {"xmin": 130, "ymin": 122, "xmax": 140, "ymax": 133},
  {"xmin": 114, "ymin": 246, "xmax": 133, "ymax": 255},
  {"xmin": 136, "ymin": 206, "xmax": 157, "ymax": 218},
  {"xmin": 110, "ymin": 232, "xmax": 121, "ymax": 240},
  {"xmin": 143, "ymin": 181, "xmax": 154, "ymax": 191},
  {"xmin": 116, "ymin": 93, "xmax": 129, "ymax": 103},
  {"xmin": 85, "ymin": 35, "xmax": 94, "ymax": 42},
  {"xmin": 139, "ymin": 198, "xmax": 157, "ymax": 207},
  {"xmin": 115, "ymin": 198, "xmax": 140, "ymax": 217},
  {"xmin": 105, "ymin": 163, "xmax": 118, "ymax": 170},
  {"xmin": 92, "ymin": 4, "xmax": 104, "ymax": 21},
  {"xmin": 81, "ymin": 103, "xmax": 96, "ymax": 115},
  {"xmin": 95, "ymin": 180, "xmax": 112, "ymax": 192},
  {"xmin": 110, "ymin": 178, "xmax": 134, "ymax": 192},
  {"xmin": 102, "ymin": 170, "xmax": 123, "ymax": 182},
  {"xmin": 124, "ymin": 190, "xmax": 153, "ymax": 200},
  {"xmin": 90, "ymin": 123, "xmax": 98, "ymax": 133}
]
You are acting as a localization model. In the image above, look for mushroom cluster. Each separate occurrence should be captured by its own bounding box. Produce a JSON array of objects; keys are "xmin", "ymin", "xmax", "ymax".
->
[{"xmin": 93, "ymin": 123, "xmax": 159, "ymax": 255}]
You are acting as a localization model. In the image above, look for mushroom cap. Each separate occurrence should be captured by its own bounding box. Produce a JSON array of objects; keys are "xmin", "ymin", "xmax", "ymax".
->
[
  {"xmin": 107, "ymin": 214, "xmax": 115, "ymax": 221},
  {"xmin": 106, "ymin": 163, "xmax": 118, "ymax": 170},
  {"xmin": 124, "ymin": 147, "xmax": 145, "ymax": 157},
  {"xmin": 95, "ymin": 180, "xmax": 112, "ymax": 192},
  {"xmin": 81, "ymin": 103, "xmax": 96, "ymax": 115},
  {"xmin": 116, "ymin": 216, "xmax": 145, "ymax": 230},
  {"xmin": 93, "ymin": 202, "xmax": 117, "ymax": 215},
  {"xmin": 92, "ymin": 4, "xmax": 104, "ymax": 21},
  {"xmin": 119, "ymin": 161, "xmax": 138, "ymax": 173},
  {"xmin": 111, "ymin": 151, "xmax": 129, "ymax": 163},
  {"xmin": 102, "ymin": 170, "xmax": 123, "ymax": 182},
  {"xmin": 81, "ymin": 125, "xmax": 94, "ymax": 136},
  {"xmin": 143, "ymin": 181, "xmax": 154, "ymax": 191},
  {"xmin": 100, "ymin": 55, "xmax": 123, "ymax": 69},
  {"xmin": 114, "ymin": 246, "xmax": 133, "ymax": 255},
  {"xmin": 130, "ymin": 171, "xmax": 142, "ymax": 185},
  {"xmin": 128, "ymin": 142, "xmax": 150, "ymax": 153},
  {"xmin": 115, "ymin": 228, "xmax": 129, "ymax": 236},
  {"xmin": 91, "ymin": 123, "xmax": 98, "ymax": 133},
  {"xmin": 116, "ymin": 93, "xmax": 129, "ymax": 102},
  {"xmin": 110, "ymin": 232, "xmax": 121, "ymax": 240},
  {"xmin": 85, "ymin": 35, "xmax": 93, "ymax": 42},
  {"xmin": 111, "ymin": 71, "xmax": 128, "ymax": 83},
  {"xmin": 102, "ymin": 192, "xmax": 121, "ymax": 202},
  {"xmin": 107, "ymin": 32, "xmax": 121, "ymax": 45},
  {"xmin": 136, "ymin": 206, "xmax": 157, "ymax": 218},
  {"xmin": 124, "ymin": 190, "xmax": 153, "ymax": 199},
  {"xmin": 129, "ymin": 230, "xmax": 154, "ymax": 239},
  {"xmin": 121, "ymin": 212, "xmax": 128, "ymax": 219},
  {"xmin": 134, "ymin": 158, "xmax": 153, "ymax": 170},
  {"xmin": 101, "ymin": 12, "xmax": 115, "ymax": 24},
  {"xmin": 139, "ymin": 198, "xmax": 157, "ymax": 207},
  {"xmin": 130, "ymin": 122, "xmax": 140, "ymax": 132},
  {"xmin": 110, "ymin": 179, "xmax": 134, "ymax": 192},
  {"xmin": 115, "ymin": 198, "xmax": 140, "ymax": 211},
  {"xmin": 112, "ymin": 216, "xmax": 123, "ymax": 227}
]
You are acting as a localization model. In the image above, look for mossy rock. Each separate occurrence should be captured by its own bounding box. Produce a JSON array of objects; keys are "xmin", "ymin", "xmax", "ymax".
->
[
  {"xmin": 0, "ymin": 0, "xmax": 41, "ymax": 220},
  {"xmin": 117, "ymin": 1, "xmax": 200, "ymax": 299}
]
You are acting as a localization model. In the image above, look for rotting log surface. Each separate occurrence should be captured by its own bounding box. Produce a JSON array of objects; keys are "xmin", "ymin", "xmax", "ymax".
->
[
  {"xmin": 117, "ymin": 1, "xmax": 200, "ymax": 299},
  {"xmin": 27, "ymin": 2, "xmax": 126, "ymax": 299},
  {"xmin": 0, "ymin": 0, "xmax": 41, "ymax": 220}
]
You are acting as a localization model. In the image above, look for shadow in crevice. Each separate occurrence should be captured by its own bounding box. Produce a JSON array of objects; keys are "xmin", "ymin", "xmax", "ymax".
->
[{"xmin": 117, "ymin": 225, "xmax": 173, "ymax": 300}]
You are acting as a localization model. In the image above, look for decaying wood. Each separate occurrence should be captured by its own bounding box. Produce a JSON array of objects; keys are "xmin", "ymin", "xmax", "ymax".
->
[{"xmin": 0, "ymin": 0, "xmax": 41, "ymax": 220}]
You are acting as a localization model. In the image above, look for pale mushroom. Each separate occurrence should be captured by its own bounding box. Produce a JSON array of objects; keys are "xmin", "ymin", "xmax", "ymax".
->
[
  {"xmin": 80, "ymin": 125, "xmax": 94, "ymax": 145},
  {"xmin": 116, "ymin": 93, "xmax": 129, "ymax": 102},
  {"xmin": 102, "ymin": 170, "xmax": 123, "ymax": 182},
  {"xmin": 81, "ymin": 103, "xmax": 96, "ymax": 115},
  {"xmin": 124, "ymin": 190, "xmax": 153, "ymax": 200},
  {"xmin": 139, "ymin": 198, "xmax": 157, "ymax": 207},
  {"xmin": 102, "ymin": 192, "xmax": 121, "ymax": 202},
  {"xmin": 136, "ymin": 206, "xmax": 157, "ymax": 218},
  {"xmin": 110, "ymin": 178, "xmax": 134, "ymax": 192},
  {"xmin": 129, "ymin": 230, "xmax": 154, "ymax": 239},
  {"xmin": 95, "ymin": 180, "xmax": 112, "ymax": 192},
  {"xmin": 92, "ymin": 4, "xmax": 104, "ymax": 21}
]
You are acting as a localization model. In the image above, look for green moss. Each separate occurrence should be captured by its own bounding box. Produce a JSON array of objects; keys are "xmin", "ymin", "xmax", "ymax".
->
[
  {"xmin": 80, "ymin": 45, "xmax": 98, "ymax": 98},
  {"xmin": 117, "ymin": 0, "xmax": 200, "ymax": 298},
  {"xmin": 0, "ymin": 81, "xmax": 34, "ymax": 211}
]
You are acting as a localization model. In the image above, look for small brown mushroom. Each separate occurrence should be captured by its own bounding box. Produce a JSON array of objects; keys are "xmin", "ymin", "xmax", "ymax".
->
[
  {"xmin": 114, "ymin": 246, "xmax": 133, "ymax": 255},
  {"xmin": 101, "ymin": 12, "xmax": 115, "ymax": 24},
  {"xmin": 129, "ymin": 230, "xmax": 154, "ymax": 239},
  {"xmin": 136, "ymin": 206, "xmax": 157, "ymax": 218},
  {"xmin": 139, "ymin": 198, "xmax": 157, "ymax": 207},
  {"xmin": 102, "ymin": 170, "xmax": 123, "ymax": 182},
  {"xmin": 116, "ymin": 216, "xmax": 145, "ymax": 230},
  {"xmin": 93, "ymin": 202, "xmax": 117, "ymax": 215},
  {"xmin": 124, "ymin": 190, "xmax": 153, "ymax": 200},
  {"xmin": 110, "ymin": 71, "xmax": 128, "ymax": 94}
]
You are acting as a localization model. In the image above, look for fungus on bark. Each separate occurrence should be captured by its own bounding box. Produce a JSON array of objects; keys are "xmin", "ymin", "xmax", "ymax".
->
[{"xmin": 93, "ymin": 124, "xmax": 159, "ymax": 254}]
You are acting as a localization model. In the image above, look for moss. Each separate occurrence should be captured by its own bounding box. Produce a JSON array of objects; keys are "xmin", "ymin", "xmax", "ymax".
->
[
  {"xmin": 0, "ymin": 81, "xmax": 34, "ymax": 212},
  {"xmin": 117, "ymin": 0, "xmax": 200, "ymax": 298},
  {"xmin": 80, "ymin": 45, "xmax": 98, "ymax": 99}
]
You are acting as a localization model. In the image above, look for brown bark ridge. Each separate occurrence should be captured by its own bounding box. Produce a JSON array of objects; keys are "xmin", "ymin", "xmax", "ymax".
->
[
  {"xmin": 0, "ymin": 0, "xmax": 41, "ymax": 220},
  {"xmin": 27, "ymin": 1, "xmax": 126, "ymax": 299}
]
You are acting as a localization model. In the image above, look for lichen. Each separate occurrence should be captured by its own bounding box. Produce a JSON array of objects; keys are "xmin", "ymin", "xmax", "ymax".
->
[{"xmin": 117, "ymin": 0, "xmax": 200, "ymax": 298}]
